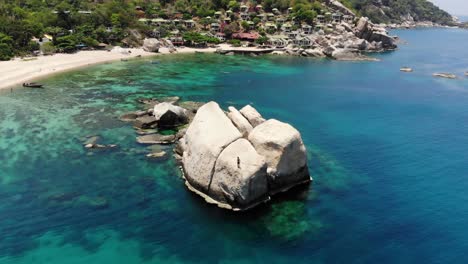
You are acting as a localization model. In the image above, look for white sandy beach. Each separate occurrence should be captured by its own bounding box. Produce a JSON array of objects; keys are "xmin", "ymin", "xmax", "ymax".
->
[{"xmin": 0, "ymin": 46, "xmax": 217, "ymax": 90}]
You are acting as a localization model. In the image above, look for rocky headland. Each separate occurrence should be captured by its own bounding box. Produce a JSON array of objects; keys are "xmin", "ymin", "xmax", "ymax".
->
[{"xmin": 213, "ymin": 17, "xmax": 397, "ymax": 61}]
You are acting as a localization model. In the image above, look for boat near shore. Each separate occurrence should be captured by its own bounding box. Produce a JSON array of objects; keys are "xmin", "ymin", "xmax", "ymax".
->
[{"xmin": 22, "ymin": 82, "xmax": 43, "ymax": 88}]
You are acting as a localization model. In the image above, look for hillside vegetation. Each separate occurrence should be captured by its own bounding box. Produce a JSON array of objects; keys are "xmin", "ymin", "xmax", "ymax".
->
[
  {"xmin": 346, "ymin": 0, "xmax": 453, "ymax": 24},
  {"xmin": 0, "ymin": 0, "xmax": 453, "ymax": 60}
]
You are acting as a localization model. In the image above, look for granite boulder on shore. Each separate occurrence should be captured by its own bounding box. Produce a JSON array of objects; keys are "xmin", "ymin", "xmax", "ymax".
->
[{"xmin": 178, "ymin": 102, "xmax": 311, "ymax": 211}]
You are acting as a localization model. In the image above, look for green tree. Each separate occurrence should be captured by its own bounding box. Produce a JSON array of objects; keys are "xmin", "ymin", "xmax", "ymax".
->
[{"xmin": 0, "ymin": 33, "xmax": 14, "ymax": 60}]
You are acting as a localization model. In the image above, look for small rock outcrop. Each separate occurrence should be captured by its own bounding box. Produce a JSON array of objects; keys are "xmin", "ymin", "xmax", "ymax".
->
[
  {"xmin": 153, "ymin": 102, "xmax": 188, "ymax": 128},
  {"xmin": 433, "ymin": 73, "xmax": 457, "ymax": 79},
  {"xmin": 180, "ymin": 102, "xmax": 311, "ymax": 211},
  {"xmin": 355, "ymin": 17, "xmax": 397, "ymax": 50}
]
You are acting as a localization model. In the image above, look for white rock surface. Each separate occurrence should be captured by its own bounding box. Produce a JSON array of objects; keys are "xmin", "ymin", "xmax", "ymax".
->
[
  {"xmin": 248, "ymin": 119, "xmax": 311, "ymax": 193},
  {"xmin": 182, "ymin": 102, "xmax": 242, "ymax": 193},
  {"xmin": 210, "ymin": 138, "xmax": 268, "ymax": 208},
  {"xmin": 227, "ymin": 106, "xmax": 253, "ymax": 137},
  {"xmin": 239, "ymin": 105, "xmax": 265, "ymax": 127}
]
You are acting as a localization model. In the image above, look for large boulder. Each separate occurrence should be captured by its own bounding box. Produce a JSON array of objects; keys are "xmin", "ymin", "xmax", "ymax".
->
[
  {"xmin": 239, "ymin": 105, "xmax": 265, "ymax": 127},
  {"xmin": 354, "ymin": 17, "xmax": 397, "ymax": 50},
  {"xmin": 248, "ymin": 119, "xmax": 311, "ymax": 194},
  {"xmin": 153, "ymin": 102, "xmax": 188, "ymax": 128},
  {"xmin": 210, "ymin": 139, "xmax": 269, "ymax": 210},
  {"xmin": 368, "ymin": 32, "xmax": 397, "ymax": 49},
  {"xmin": 143, "ymin": 38, "xmax": 160, "ymax": 52},
  {"xmin": 227, "ymin": 106, "xmax": 253, "ymax": 137},
  {"xmin": 182, "ymin": 102, "xmax": 242, "ymax": 195},
  {"xmin": 179, "ymin": 102, "xmax": 311, "ymax": 210}
]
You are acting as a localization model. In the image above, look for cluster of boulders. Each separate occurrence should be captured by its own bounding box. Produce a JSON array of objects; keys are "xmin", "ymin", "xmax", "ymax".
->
[
  {"xmin": 119, "ymin": 97, "xmax": 203, "ymax": 158},
  {"xmin": 119, "ymin": 99, "xmax": 311, "ymax": 210},
  {"xmin": 279, "ymin": 17, "xmax": 397, "ymax": 61},
  {"xmin": 175, "ymin": 102, "xmax": 311, "ymax": 211}
]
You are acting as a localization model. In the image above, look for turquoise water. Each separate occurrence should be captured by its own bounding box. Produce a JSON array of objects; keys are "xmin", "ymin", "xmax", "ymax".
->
[{"xmin": 0, "ymin": 28, "xmax": 467, "ymax": 263}]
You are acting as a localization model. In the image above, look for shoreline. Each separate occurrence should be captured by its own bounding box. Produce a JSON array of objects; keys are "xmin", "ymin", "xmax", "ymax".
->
[{"xmin": 0, "ymin": 47, "xmax": 217, "ymax": 91}]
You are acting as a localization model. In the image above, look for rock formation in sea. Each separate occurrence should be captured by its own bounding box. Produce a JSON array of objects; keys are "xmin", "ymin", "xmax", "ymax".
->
[{"xmin": 178, "ymin": 102, "xmax": 311, "ymax": 211}]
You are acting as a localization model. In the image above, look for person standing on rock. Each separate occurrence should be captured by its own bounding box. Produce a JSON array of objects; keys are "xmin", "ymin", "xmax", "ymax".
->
[{"xmin": 237, "ymin": 157, "xmax": 240, "ymax": 169}]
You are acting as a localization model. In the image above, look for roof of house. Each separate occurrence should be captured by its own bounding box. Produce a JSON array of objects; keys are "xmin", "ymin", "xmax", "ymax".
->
[{"xmin": 232, "ymin": 32, "xmax": 260, "ymax": 40}]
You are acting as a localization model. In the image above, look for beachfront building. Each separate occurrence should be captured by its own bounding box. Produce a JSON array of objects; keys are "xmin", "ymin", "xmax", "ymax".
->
[
  {"xmin": 287, "ymin": 7, "xmax": 293, "ymax": 14},
  {"xmin": 264, "ymin": 22, "xmax": 277, "ymax": 32},
  {"xmin": 240, "ymin": 5, "xmax": 249, "ymax": 13},
  {"xmin": 343, "ymin": 15, "xmax": 354, "ymax": 24},
  {"xmin": 282, "ymin": 23, "xmax": 292, "ymax": 33},
  {"xmin": 214, "ymin": 11, "xmax": 222, "ymax": 19},
  {"xmin": 287, "ymin": 31, "xmax": 299, "ymax": 39},
  {"xmin": 276, "ymin": 17, "xmax": 286, "ymax": 25},
  {"xmin": 268, "ymin": 35, "xmax": 288, "ymax": 47},
  {"xmin": 240, "ymin": 12, "xmax": 250, "ymax": 20},
  {"xmin": 272, "ymin": 8, "xmax": 280, "ymax": 15},
  {"xmin": 332, "ymin": 13, "xmax": 342, "ymax": 23},
  {"xmin": 302, "ymin": 24, "xmax": 313, "ymax": 35},
  {"xmin": 170, "ymin": 31, "xmax": 184, "ymax": 46},
  {"xmin": 216, "ymin": 32, "xmax": 226, "ymax": 41},
  {"xmin": 317, "ymin": 15, "xmax": 326, "ymax": 24},
  {"xmin": 185, "ymin": 20, "xmax": 195, "ymax": 28},
  {"xmin": 255, "ymin": 5, "xmax": 263, "ymax": 12},
  {"xmin": 224, "ymin": 17, "xmax": 231, "ymax": 24},
  {"xmin": 266, "ymin": 13, "xmax": 275, "ymax": 21},
  {"xmin": 293, "ymin": 36, "xmax": 312, "ymax": 48},
  {"xmin": 211, "ymin": 23, "xmax": 220, "ymax": 32}
]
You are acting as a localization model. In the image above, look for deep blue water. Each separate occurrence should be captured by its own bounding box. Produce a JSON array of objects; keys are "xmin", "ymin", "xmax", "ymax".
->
[{"xmin": 0, "ymin": 28, "xmax": 467, "ymax": 263}]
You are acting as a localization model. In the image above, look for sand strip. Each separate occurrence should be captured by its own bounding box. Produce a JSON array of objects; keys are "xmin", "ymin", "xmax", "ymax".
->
[{"xmin": 0, "ymin": 47, "xmax": 217, "ymax": 90}]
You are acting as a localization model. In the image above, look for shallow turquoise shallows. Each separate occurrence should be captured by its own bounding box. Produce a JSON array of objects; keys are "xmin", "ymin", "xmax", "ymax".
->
[{"xmin": 1, "ymin": 28, "xmax": 468, "ymax": 264}]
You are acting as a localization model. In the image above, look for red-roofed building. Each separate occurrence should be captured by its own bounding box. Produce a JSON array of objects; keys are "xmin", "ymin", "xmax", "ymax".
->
[{"xmin": 232, "ymin": 32, "xmax": 260, "ymax": 41}]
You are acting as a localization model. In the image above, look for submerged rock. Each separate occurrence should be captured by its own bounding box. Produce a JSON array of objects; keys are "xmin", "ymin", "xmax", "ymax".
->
[
  {"xmin": 120, "ymin": 112, "xmax": 138, "ymax": 122},
  {"xmin": 133, "ymin": 115, "xmax": 158, "ymax": 129},
  {"xmin": 179, "ymin": 102, "xmax": 311, "ymax": 211},
  {"xmin": 400, "ymin": 67, "xmax": 413, "ymax": 72},
  {"xmin": 433, "ymin": 73, "xmax": 457, "ymax": 79},
  {"xmin": 146, "ymin": 151, "xmax": 167, "ymax": 158},
  {"xmin": 86, "ymin": 197, "xmax": 109, "ymax": 209},
  {"xmin": 137, "ymin": 134, "xmax": 176, "ymax": 144}
]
